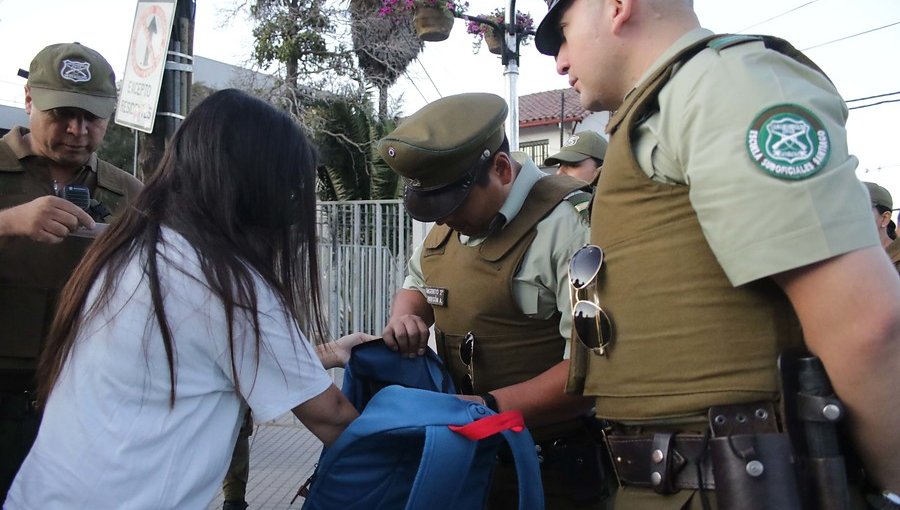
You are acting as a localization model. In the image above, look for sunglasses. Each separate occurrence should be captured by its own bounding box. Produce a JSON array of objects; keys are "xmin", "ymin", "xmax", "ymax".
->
[
  {"xmin": 458, "ymin": 331, "xmax": 476, "ymax": 394},
  {"xmin": 568, "ymin": 244, "xmax": 614, "ymax": 356}
]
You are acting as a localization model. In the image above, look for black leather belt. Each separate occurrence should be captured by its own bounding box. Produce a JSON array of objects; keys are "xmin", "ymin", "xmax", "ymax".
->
[{"xmin": 605, "ymin": 433, "xmax": 715, "ymax": 493}]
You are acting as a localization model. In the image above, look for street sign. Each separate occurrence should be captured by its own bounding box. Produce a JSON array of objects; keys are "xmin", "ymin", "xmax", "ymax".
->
[{"xmin": 116, "ymin": 0, "xmax": 176, "ymax": 133}]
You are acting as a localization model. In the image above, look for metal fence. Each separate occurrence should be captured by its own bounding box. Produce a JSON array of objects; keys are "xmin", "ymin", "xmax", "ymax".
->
[{"xmin": 315, "ymin": 200, "xmax": 414, "ymax": 338}]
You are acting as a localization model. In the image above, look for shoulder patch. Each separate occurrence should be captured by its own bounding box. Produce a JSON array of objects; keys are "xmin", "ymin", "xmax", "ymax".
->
[{"xmin": 746, "ymin": 104, "xmax": 830, "ymax": 180}]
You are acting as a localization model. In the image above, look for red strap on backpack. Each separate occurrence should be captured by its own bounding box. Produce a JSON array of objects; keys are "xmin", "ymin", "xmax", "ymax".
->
[{"xmin": 448, "ymin": 410, "xmax": 525, "ymax": 441}]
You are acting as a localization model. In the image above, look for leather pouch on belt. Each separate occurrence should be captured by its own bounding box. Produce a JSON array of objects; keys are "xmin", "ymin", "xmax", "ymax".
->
[{"xmin": 710, "ymin": 433, "xmax": 802, "ymax": 510}]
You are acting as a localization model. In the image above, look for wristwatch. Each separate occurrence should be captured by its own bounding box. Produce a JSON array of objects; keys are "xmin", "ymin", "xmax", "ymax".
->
[{"xmin": 479, "ymin": 392, "xmax": 500, "ymax": 413}]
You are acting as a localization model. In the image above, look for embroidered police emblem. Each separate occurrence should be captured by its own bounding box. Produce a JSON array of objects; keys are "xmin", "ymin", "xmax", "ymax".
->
[
  {"xmin": 564, "ymin": 134, "xmax": 579, "ymax": 147},
  {"xmin": 60, "ymin": 59, "xmax": 92, "ymax": 83},
  {"xmin": 746, "ymin": 104, "xmax": 830, "ymax": 180}
]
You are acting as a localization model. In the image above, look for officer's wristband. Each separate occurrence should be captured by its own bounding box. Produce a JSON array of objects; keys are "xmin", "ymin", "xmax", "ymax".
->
[{"xmin": 480, "ymin": 392, "xmax": 500, "ymax": 413}]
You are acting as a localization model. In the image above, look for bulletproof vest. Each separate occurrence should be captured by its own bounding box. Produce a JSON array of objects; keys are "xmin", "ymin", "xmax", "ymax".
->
[
  {"xmin": 422, "ymin": 175, "xmax": 588, "ymax": 396},
  {"xmin": 582, "ymin": 35, "xmax": 810, "ymax": 421},
  {"xmin": 0, "ymin": 141, "xmax": 135, "ymax": 376}
]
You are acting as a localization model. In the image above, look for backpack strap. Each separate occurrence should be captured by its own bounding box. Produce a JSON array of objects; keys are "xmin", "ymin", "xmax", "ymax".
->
[
  {"xmin": 501, "ymin": 426, "xmax": 545, "ymax": 509},
  {"xmin": 405, "ymin": 425, "xmax": 479, "ymax": 509},
  {"xmin": 408, "ymin": 408, "xmax": 545, "ymax": 510}
]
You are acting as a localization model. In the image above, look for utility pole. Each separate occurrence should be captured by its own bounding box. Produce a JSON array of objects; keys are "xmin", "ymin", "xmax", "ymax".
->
[{"xmin": 138, "ymin": 0, "xmax": 196, "ymax": 180}]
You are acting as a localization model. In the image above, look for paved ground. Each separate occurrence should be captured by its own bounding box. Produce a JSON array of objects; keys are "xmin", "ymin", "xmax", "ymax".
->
[{"xmin": 207, "ymin": 412, "xmax": 322, "ymax": 510}]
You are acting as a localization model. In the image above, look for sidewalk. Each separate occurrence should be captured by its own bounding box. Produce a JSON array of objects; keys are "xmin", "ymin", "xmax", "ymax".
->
[{"xmin": 206, "ymin": 413, "xmax": 322, "ymax": 510}]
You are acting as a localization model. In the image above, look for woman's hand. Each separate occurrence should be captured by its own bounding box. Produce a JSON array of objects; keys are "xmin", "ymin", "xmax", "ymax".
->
[{"xmin": 317, "ymin": 333, "xmax": 379, "ymax": 369}]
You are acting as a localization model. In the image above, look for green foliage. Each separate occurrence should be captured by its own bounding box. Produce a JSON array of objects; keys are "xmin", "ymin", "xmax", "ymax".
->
[
  {"xmin": 244, "ymin": 0, "xmax": 408, "ymax": 201},
  {"xmin": 250, "ymin": 0, "xmax": 353, "ymax": 86},
  {"xmin": 313, "ymin": 97, "xmax": 401, "ymax": 201},
  {"xmin": 97, "ymin": 119, "xmax": 137, "ymax": 176}
]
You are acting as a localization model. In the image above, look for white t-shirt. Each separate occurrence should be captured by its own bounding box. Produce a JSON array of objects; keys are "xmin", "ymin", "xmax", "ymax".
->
[{"xmin": 5, "ymin": 228, "xmax": 333, "ymax": 510}]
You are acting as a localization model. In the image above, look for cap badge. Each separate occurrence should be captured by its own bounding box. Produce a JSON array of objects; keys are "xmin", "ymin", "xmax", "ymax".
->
[
  {"xmin": 60, "ymin": 60, "xmax": 92, "ymax": 83},
  {"xmin": 407, "ymin": 178, "xmax": 421, "ymax": 188},
  {"xmin": 564, "ymin": 134, "xmax": 579, "ymax": 147},
  {"xmin": 387, "ymin": 146, "xmax": 396, "ymax": 158},
  {"xmin": 746, "ymin": 103, "xmax": 830, "ymax": 180}
]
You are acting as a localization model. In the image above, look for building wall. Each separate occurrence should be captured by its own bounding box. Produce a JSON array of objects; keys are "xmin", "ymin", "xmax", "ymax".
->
[{"xmin": 519, "ymin": 111, "xmax": 610, "ymax": 169}]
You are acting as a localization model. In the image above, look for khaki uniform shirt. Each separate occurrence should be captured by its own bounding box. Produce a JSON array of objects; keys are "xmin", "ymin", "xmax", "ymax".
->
[
  {"xmin": 404, "ymin": 156, "xmax": 590, "ymax": 341},
  {"xmin": 631, "ymin": 28, "xmax": 878, "ymax": 285}
]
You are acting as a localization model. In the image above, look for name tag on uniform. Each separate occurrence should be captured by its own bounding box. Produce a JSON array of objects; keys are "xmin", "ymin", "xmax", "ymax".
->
[{"xmin": 424, "ymin": 287, "xmax": 448, "ymax": 307}]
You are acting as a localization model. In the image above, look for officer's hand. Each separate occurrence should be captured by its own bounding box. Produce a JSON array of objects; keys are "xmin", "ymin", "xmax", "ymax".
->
[
  {"xmin": 381, "ymin": 314, "xmax": 430, "ymax": 358},
  {"xmin": 0, "ymin": 196, "xmax": 95, "ymax": 244},
  {"xmin": 332, "ymin": 332, "xmax": 379, "ymax": 367}
]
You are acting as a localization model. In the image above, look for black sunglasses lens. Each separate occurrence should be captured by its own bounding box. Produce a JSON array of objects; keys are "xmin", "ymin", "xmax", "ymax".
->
[
  {"xmin": 460, "ymin": 374, "xmax": 474, "ymax": 395},
  {"xmin": 459, "ymin": 335, "xmax": 473, "ymax": 365},
  {"xmin": 570, "ymin": 245, "xmax": 604, "ymax": 289},
  {"xmin": 573, "ymin": 301, "xmax": 601, "ymax": 349}
]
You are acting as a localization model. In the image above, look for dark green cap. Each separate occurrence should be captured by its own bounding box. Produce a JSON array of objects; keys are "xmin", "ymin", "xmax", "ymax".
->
[
  {"xmin": 378, "ymin": 93, "xmax": 508, "ymax": 222},
  {"xmin": 27, "ymin": 42, "xmax": 117, "ymax": 118},
  {"xmin": 544, "ymin": 130, "xmax": 607, "ymax": 166},
  {"xmin": 864, "ymin": 181, "xmax": 893, "ymax": 210}
]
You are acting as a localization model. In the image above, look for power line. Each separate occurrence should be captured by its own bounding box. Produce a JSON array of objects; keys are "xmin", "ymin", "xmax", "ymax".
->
[
  {"xmin": 414, "ymin": 58, "xmax": 442, "ymax": 99},
  {"xmin": 736, "ymin": 0, "xmax": 821, "ymax": 34},
  {"xmin": 848, "ymin": 98, "xmax": 900, "ymax": 110},
  {"xmin": 846, "ymin": 91, "xmax": 900, "ymax": 103},
  {"xmin": 801, "ymin": 20, "xmax": 900, "ymax": 51},
  {"xmin": 402, "ymin": 70, "xmax": 430, "ymax": 105}
]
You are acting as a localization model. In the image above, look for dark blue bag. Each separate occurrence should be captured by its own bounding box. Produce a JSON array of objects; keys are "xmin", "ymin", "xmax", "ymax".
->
[{"xmin": 299, "ymin": 341, "xmax": 544, "ymax": 510}]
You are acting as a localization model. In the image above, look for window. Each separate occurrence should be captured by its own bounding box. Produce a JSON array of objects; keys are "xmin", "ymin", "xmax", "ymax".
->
[{"xmin": 519, "ymin": 139, "xmax": 550, "ymax": 166}]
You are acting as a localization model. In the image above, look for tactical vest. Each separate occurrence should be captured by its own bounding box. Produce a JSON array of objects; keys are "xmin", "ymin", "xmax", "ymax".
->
[
  {"xmin": 422, "ymin": 175, "xmax": 589, "ymax": 396},
  {"xmin": 0, "ymin": 138, "xmax": 137, "ymax": 377},
  {"xmin": 582, "ymin": 35, "xmax": 813, "ymax": 421}
]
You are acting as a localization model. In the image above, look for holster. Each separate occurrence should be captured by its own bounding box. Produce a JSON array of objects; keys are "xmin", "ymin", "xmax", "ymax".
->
[{"xmin": 710, "ymin": 433, "xmax": 802, "ymax": 510}]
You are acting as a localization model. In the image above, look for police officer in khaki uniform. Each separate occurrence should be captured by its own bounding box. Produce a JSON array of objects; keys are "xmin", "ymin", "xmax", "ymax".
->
[
  {"xmin": 379, "ymin": 93, "xmax": 609, "ymax": 509},
  {"xmin": 544, "ymin": 130, "xmax": 607, "ymax": 185},
  {"xmin": 534, "ymin": 0, "xmax": 900, "ymax": 508},
  {"xmin": 0, "ymin": 42, "xmax": 143, "ymax": 499},
  {"xmin": 864, "ymin": 182, "xmax": 900, "ymax": 273}
]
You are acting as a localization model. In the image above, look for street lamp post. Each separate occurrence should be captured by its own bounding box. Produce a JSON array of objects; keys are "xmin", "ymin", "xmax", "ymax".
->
[{"xmin": 454, "ymin": 0, "xmax": 533, "ymax": 151}]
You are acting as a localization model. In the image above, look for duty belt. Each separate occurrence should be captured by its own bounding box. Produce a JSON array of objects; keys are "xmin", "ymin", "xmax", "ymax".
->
[
  {"xmin": 602, "ymin": 401, "xmax": 781, "ymax": 494},
  {"xmin": 605, "ymin": 433, "xmax": 715, "ymax": 493}
]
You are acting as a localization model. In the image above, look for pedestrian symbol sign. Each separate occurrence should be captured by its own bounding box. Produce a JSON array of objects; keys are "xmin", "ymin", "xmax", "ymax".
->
[{"xmin": 116, "ymin": 0, "xmax": 176, "ymax": 133}]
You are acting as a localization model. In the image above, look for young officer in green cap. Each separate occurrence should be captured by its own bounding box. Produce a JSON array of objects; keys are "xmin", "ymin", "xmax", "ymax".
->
[
  {"xmin": 0, "ymin": 42, "xmax": 143, "ymax": 499},
  {"xmin": 544, "ymin": 130, "xmax": 607, "ymax": 185},
  {"xmin": 379, "ymin": 92, "xmax": 610, "ymax": 509},
  {"xmin": 533, "ymin": 0, "xmax": 900, "ymax": 508},
  {"xmin": 864, "ymin": 181, "xmax": 900, "ymax": 273}
]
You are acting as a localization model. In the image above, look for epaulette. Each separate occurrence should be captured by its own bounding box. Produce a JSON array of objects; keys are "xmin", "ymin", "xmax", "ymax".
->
[
  {"xmin": 563, "ymin": 189, "xmax": 592, "ymax": 222},
  {"xmin": 707, "ymin": 34, "xmax": 764, "ymax": 53}
]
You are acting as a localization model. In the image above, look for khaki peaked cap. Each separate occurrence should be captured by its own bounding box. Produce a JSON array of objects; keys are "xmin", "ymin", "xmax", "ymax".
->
[
  {"xmin": 865, "ymin": 181, "xmax": 893, "ymax": 210},
  {"xmin": 378, "ymin": 93, "xmax": 509, "ymax": 222},
  {"xmin": 27, "ymin": 42, "xmax": 117, "ymax": 118},
  {"xmin": 544, "ymin": 130, "xmax": 608, "ymax": 166}
]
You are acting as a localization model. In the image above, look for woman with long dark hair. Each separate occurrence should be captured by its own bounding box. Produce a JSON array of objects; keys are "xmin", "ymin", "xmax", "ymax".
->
[{"xmin": 5, "ymin": 89, "xmax": 367, "ymax": 509}]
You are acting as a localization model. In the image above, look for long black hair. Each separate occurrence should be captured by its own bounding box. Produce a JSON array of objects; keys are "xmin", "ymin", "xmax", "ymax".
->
[{"xmin": 38, "ymin": 89, "xmax": 328, "ymax": 405}]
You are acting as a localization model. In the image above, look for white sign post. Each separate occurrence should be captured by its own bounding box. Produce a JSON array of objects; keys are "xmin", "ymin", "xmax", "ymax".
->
[{"xmin": 116, "ymin": 0, "xmax": 177, "ymax": 133}]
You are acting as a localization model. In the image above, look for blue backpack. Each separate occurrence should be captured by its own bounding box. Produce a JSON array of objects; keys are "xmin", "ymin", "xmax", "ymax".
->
[{"xmin": 298, "ymin": 341, "xmax": 545, "ymax": 510}]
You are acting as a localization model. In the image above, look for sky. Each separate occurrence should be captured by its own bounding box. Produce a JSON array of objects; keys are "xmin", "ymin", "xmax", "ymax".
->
[{"xmin": 0, "ymin": 0, "xmax": 898, "ymax": 203}]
